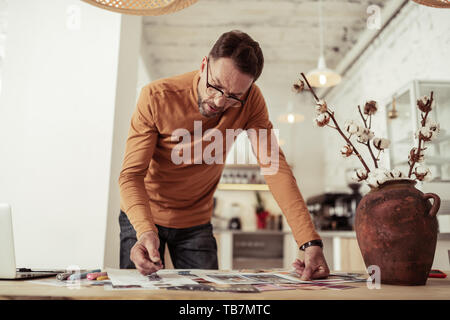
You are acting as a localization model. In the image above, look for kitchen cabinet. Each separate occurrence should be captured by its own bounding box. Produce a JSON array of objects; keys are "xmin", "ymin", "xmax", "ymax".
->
[
  {"xmin": 215, "ymin": 230, "xmax": 288, "ymax": 270},
  {"xmin": 164, "ymin": 230, "xmax": 449, "ymax": 272},
  {"xmin": 286, "ymin": 231, "xmax": 366, "ymax": 272},
  {"xmin": 384, "ymin": 80, "xmax": 450, "ymax": 181}
]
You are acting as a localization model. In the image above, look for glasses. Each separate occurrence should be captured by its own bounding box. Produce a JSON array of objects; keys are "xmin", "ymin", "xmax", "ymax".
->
[{"xmin": 206, "ymin": 59, "xmax": 252, "ymax": 107}]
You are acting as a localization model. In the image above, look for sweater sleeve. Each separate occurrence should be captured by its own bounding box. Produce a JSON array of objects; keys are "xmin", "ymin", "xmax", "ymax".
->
[
  {"xmin": 118, "ymin": 86, "xmax": 159, "ymax": 239},
  {"xmin": 244, "ymin": 86, "xmax": 321, "ymax": 248}
]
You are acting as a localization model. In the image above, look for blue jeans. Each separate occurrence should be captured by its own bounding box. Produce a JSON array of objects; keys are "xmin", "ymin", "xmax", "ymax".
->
[{"xmin": 119, "ymin": 210, "xmax": 218, "ymax": 270}]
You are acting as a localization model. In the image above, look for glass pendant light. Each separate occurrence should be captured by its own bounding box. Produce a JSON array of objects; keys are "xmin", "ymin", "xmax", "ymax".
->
[
  {"xmin": 306, "ymin": 0, "xmax": 342, "ymax": 88},
  {"xmin": 278, "ymin": 100, "xmax": 305, "ymax": 124}
]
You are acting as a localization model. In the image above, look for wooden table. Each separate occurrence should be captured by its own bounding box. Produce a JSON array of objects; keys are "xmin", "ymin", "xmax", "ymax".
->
[{"xmin": 1, "ymin": 271, "xmax": 450, "ymax": 300}]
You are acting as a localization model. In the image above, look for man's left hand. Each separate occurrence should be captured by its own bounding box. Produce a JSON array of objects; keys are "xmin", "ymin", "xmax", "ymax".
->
[{"xmin": 292, "ymin": 246, "xmax": 330, "ymax": 281}]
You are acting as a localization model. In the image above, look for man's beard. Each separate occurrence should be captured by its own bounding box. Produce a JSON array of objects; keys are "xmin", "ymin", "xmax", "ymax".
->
[{"xmin": 197, "ymin": 96, "xmax": 223, "ymax": 118}]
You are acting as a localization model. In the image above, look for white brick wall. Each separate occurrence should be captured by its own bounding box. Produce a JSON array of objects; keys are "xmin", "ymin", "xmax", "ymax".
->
[{"xmin": 322, "ymin": 3, "xmax": 450, "ymax": 193}]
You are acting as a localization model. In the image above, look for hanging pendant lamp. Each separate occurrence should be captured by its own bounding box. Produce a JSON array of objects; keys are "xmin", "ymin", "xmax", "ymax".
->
[
  {"xmin": 82, "ymin": 0, "xmax": 199, "ymax": 16},
  {"xmin": 278, "ymin": 100, "xmax": 305, "ymax": 124},
  {"xmin": 306, "ymin": 0, "xmax": 341, "ymax": 88},
  {"xmin": 412, "ymin": 0, "xmax": 450, "ymax": 8}
]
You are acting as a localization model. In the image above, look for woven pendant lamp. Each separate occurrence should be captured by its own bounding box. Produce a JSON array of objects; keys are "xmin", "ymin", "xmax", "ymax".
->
[
  {"xmin": 82, "ymin": 0, "xmax": 199, "ymax": 16},
  {"xmin": 412, "ymin": 0, "xmax": 450, "ymax": 8}
]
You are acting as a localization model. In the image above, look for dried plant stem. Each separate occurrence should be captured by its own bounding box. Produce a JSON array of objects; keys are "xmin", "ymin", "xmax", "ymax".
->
[
  {"xmin": 407, "ymin": 91, "xmax": 433, "ymax": 178},
  {"xmin": 357, "ymin": 105, "xmax": 367, "ymax": 125},
  {"xmin": 300, "ymin": 73, "xmax": 320, "ymax": 102},
  {"xmin": 367, "ymin": 143, "xmax": 378, "ymax": 168},
  {"xmin": 300, "ymin": 73, "xmax": 371, "ymax": 173},
  {"xmin": 358, "ymin": 105, "xmax": 379, "ymax": 168},
  {"xmin": 329, "ymin": 113, "xmax": 371, "ymax": 173},
  {"xmin": 376, "ymin": 149, "xmax": 382, "ymax": 160}
]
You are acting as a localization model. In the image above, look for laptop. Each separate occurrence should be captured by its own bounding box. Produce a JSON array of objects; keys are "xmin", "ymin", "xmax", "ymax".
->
[{"xmin": 0, "ymin": 203, "xmax": 59, "ymax": 280}]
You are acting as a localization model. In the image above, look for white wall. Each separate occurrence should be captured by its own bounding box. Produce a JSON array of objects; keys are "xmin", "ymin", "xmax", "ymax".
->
[
  {"xmin": 323, "ymin": 3, "xmax": 450, "ymax": 194},
  {"xmin": 0, "ymin": 0, "xmax": 6, "ymax": 97},
  {"xmin": 0, "ymin": 0, "xmax": 122, "ymax": 269},
  {"xmin": 103, "ymin": 15, "xmax": 142, "ymax": 268}
]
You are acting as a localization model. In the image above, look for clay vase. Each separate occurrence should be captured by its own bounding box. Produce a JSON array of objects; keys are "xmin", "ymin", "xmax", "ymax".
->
[{"xmin": 355, "ymin": 179, "xmax": 440, "ymax": 285}]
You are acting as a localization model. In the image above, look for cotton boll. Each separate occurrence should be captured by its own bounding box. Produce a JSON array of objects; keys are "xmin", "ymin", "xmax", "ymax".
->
[
  {"xmin": 314, "ymin": 112, "xmax": 330, "ymax": 127},
  {"xmin": 316, "ymin": 99, "xmax": 328, "ymax": 114},
  {"xmin": 352, "ymin": 168, "xmax": 368, "ymax": 182},
  {"xmin": 417, "ymin": 95, "xmax": 432, "ymax": 113},
  {"xmin": 366, "ymin": 175, "xmax": 379, "ymax": 188},
  {"xmin": 376, "ymin": 173, "xmax": 388, "ymax": 185},
  {"xmin": 425, "ymin": 119, "xmax": 440, "ymax": 136},
  {"xmin": 387, "ymin": 168, "xmax": 404, "ymax": 179},
  {"xmin": 423, "ymin": 171, "xmax": 433, "ymax": 182},
  {"xmin": 344, "ymin": 120, "xmax": 360, "ymax": 135},
  {"xmin": 340, "ymin": 145, "xmax": 353, "ymax": 157},
  {"xmin": 373, "ymin": 137, "xmax": 390, "ymax": 150},
  {"xmin": 357, "ymin": 127, "xmax": 375, "ymax": 143},
  {"xmin": 292, "ymin": 80, "xmax": 304, "ymax": 93},
  {"xmin": 351, "ymin": 171, "xmax": 361, "ymax": 182},
  {"xmin": 357, "ymin": 168, "xmax": 368, "ymax": 180},
  {"xmin": 414, "ymin": 165, "xmax": 432, "ymax": 182},
  {"xmin": 408, "ymin": 147, "xmax": 425, "ymax": 164},
  {"xmin": 366, "ymin": 168, "xmax": 389, "ymax": 188},
  {"xmin": 364, "ymin": 100, "xmax": 378, "ymax": 115},
  {"xmin": 418, "ymin": 126, "xmax": 435, "ymax": 142}
]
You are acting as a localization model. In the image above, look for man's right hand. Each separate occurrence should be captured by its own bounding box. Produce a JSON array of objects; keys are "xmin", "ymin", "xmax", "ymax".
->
[{"xmin": 130, "ymin": 230, "xmax": 163, "ymax": 275}]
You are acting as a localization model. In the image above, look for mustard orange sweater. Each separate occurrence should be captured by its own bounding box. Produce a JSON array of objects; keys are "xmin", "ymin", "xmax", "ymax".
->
[{"xmin": 118, "ymin": 70, "xmax": 320, "ymax": 248}]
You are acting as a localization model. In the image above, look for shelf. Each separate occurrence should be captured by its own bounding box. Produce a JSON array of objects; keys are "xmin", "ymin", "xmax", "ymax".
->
[{"xmin": 217, "ymin": 183, "xmax": 270, "ymax": 191}]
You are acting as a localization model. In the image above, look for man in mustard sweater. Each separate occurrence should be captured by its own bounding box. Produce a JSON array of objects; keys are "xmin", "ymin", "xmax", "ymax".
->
[{"xmin": 119, "ymin": 30, "xmax": 329, "ymax": 280}]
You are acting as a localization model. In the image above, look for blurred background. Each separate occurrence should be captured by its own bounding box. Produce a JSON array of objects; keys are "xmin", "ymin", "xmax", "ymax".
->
[{"xmin": 0, "ymin": 0, "xmax": 449, "ymax": 272}]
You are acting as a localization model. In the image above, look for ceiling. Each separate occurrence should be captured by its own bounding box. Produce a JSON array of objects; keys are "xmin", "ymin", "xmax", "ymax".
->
[{"xmin": 141, "ymin": 0, "xmax": 387, "ymax": 87}]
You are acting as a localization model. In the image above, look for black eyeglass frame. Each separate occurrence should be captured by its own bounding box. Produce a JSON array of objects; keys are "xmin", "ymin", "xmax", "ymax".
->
[{"xmin": 205, "ymin": 59, "xmax": 253, "ymax": 108}]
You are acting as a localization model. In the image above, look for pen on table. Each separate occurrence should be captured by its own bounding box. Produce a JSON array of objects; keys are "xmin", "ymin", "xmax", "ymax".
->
[
  {"xmin": 86, "ymin": 272, "xmax": 108, "ymax": 280},
  {"xmin": 56, "ymin": 269, "xmax": 83, "ymax": 281},
  {"xmin": 56, "ymin": 272, "xmax": 74, "ymax": 281},
  {"xmin": 67, "ymin": 269, "xmax": 102, "ymax": 281}
]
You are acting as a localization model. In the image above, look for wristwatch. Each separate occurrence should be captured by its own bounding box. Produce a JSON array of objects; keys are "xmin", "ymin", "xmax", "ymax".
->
[{"xmin": 300, "ymin": 239, "xmax": 323, "ymax": 251}]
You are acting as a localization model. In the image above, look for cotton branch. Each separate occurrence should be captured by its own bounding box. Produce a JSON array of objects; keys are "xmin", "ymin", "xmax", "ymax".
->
[
  {"xmin": 301, "ymin": 73, "xmax": 371, "ymax": 174},
  {"xmin": 408, "ymin": 91, "xmax": 434, "ymax": 178},
  {"xmin": 358, "ymin": 105, "xmax": 379, "ymax": 169}
]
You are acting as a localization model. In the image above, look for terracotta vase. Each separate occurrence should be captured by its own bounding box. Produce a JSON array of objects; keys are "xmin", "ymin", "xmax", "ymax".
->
[{"xmin": 355, "ymin": 179, "xmax": 440, "ymax": 285}]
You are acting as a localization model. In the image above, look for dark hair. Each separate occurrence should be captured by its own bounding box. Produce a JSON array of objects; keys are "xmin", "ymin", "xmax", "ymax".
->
[{"xmin": 209, "ymin": 30, "xmax": 264, "ymax": 81}]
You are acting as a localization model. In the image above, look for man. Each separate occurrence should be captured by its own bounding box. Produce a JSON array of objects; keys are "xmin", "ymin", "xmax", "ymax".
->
[{"xmin": 119, "ymin": 30, "xmax": 329, "ymax": 280}]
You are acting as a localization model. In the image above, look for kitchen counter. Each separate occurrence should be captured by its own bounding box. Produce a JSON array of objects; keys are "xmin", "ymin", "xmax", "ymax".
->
[
  {"xmin": 213, "ymin": 230, "xmax": 450, "ymax": 271},
  {"xmin": 318, "ymin": 231, "xmax": 450, "ymax": 240},
  {"xmin": 215, "ymin": 229, "xmax": 450, "ymax": 240}
]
